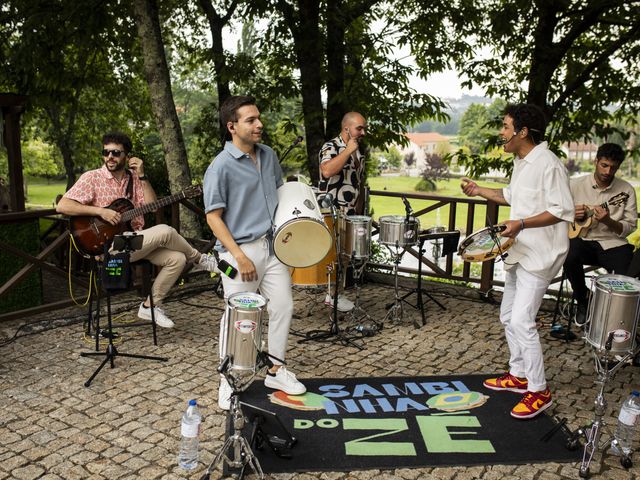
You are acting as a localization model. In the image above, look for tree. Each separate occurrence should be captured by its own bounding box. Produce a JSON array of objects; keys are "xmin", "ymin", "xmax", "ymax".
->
[
  {"xmin": 0, "ymin": 0, "xmax": 152, "ymax": 190},
  {"xmin": 408, "ymin": 0, "xmax": 640, "ymax": 171},
  {"xmin": 132, "ymin": 0, "xmax": 200, "ymax": 237}
]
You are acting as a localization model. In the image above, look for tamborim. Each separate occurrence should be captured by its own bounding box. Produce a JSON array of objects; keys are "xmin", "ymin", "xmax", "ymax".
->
[{"xmin": 458, "ymin": 225, "xmax": 513, "ymax": 262}]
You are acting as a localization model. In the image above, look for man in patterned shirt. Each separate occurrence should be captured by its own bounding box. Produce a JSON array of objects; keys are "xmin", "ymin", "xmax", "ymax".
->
[
  {"xmin": 56, "ymin": 132, "xmax": 218, "ymax": 328},
  {"xmin": 319, "ymin": 112, "xmax": 367, "ymax": 215},
  {"xmin": 317, "ymin": 112, "xmax": 367, "ymax": 312}
]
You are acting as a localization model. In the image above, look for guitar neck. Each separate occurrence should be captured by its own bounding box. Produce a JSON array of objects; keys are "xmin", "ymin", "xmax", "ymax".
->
[{"xmin": 121, "ymin": 192, "xmax": 186, "ymax": 222}]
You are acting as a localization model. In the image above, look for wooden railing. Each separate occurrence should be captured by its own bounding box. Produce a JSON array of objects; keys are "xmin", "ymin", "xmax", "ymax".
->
[{"xmin": 1, "ymin": 190, "xmax": 570, "ymax": 322}]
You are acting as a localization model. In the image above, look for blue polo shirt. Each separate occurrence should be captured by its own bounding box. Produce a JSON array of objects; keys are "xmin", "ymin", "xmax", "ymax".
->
[{"xmin": 203, "ymin": 141, "xmax": 283, "ymax": 251}]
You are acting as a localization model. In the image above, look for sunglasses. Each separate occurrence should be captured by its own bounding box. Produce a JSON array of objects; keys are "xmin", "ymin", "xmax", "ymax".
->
[{"xmin": 102, "ymin": 149, "xmax": 125, "ymax": 158}]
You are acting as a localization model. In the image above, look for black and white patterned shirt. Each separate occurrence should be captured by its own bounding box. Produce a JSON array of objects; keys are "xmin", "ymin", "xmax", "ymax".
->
[{"xmin": 318, "ymin": 135, "xmax": 365, "ymax": 215}]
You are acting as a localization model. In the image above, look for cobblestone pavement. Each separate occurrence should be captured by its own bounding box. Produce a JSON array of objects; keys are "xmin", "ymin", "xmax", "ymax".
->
[{"xmin": 0, "ymin": 276, "xmax": 639, "ymax": 480}]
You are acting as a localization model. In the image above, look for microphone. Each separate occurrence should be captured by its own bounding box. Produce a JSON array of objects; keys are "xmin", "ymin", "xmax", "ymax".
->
[
  {"xmin": 217, "ymin": 258, "xmax": 238, "ymax": 279},
  {"xmin": 402, "ymin": 196, "xmax": 413, "ymax": 220},
  {"xmin": 497, "ymin": 132, "xmax": 517, "ymax": 146},
  {"xmin": 319, "ymin": 192, "xmax": 334, "ymax": 209},
  {"xmin": 279, "ymin": 135, "xmax": 304, "ymax": 163}
]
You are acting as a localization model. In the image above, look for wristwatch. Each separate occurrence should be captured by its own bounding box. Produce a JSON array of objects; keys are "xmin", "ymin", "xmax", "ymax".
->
[{"xmin": 138, "ymin": 175, "xmax": 148, "ymax": 181}]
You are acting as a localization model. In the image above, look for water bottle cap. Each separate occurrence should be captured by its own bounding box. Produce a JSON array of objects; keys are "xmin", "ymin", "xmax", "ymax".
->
[
  {"xmin": 188, "ymin": 399, "xmax": 197, "ymax": 406},
  {"xmin": 632, "ymin": 391, "xmax": 639, "ymax": 397}
]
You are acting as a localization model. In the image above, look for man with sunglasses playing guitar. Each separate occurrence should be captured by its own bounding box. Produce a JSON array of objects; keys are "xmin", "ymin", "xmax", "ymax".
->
[
  {"xmin": 563, "ymin": 143, "xmax": 637, "ymax": 326},
  {"xmin": 56, "ymin": 132, "xmax": 218, "ymax": 329}
]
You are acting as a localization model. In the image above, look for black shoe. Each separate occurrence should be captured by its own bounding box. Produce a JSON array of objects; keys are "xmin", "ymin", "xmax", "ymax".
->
[{"xmin": 575, "ymin": 303, "xmax": 587, "ymax": 327}]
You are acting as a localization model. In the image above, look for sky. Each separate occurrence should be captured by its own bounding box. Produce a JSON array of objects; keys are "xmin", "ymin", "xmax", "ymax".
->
[{"xmin": 411, "ymin": 70, "xmax": 486, "ymax": 100}]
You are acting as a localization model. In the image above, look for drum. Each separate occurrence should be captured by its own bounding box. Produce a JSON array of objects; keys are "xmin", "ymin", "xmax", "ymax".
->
[
  {"xmin": 585, "ymin": 274, "xmax": 640, "ymax": 355},
  {"xmin": 378, "ymin": 215, "xmax": 419, "ymax": 247},
  {"xmin": 291, "ymin": 213, "xmax": 337, "ymax": 287},
  {"xmin": 340, "ymin": 215, "xmax": 372, "ymax": 259},
  {"xmin": 457, "ymin": 225, "xmax": 513, "ymax": 262},
  {"xmin": 225, "ymin": 292, "xmax": 266, "ymax": 386},
  {"xmin": 273, "ymin": 182, "xmax": 332, "ymax": 268}
]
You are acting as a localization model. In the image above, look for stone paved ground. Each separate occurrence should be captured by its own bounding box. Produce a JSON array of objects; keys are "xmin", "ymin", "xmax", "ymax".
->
[{"xmin": 0, "ymin": 276, "xmax": 639, "ymax": 480}]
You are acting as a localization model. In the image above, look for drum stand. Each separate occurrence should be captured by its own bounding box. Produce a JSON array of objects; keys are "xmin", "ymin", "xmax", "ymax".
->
[
  {"xmin": 569, "ymin": 334, "xmax": 640, "ymax": 478},
  {"xmin": 383, "ymin": 243, "xmax": 406, "ymax": 324},
  {"xmin": 300, "ymin": 206, "xmax": 363, "ymax": 349}
]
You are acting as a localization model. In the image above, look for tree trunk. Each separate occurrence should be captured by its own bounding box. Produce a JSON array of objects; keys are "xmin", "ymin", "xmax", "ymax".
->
[
  {"xmin": 290, "ymin": 0, "xmax": 325, "ymax": 184},
  {"xmin": 325, "ymin": 0, "xmax": 347, "ymax": 136},
  {"xmin": 198, "ymin": 0, "xmax": 237, "ymax": 131},
  {"xmin": 132, "ymin": 0, "xmax": 200, "ymax": 238}
]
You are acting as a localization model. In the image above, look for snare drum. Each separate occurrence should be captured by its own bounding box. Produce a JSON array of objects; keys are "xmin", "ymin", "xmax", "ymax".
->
[
  {"xmin": 379, "ymin": 215, "xmax": 419, "ymax": 247},
  {"xmin": 340, "ymin": 215, "xmax": 372, "ymax": 259},
  {"xmin": 291, "ymin": 214, "xmax": 337, "ymax": 286},
  {"xmin": 457, "ymin": 225, "xmax": 513, "ymax": 262},
  {"xmin": 273, "ymin": 182, "xmax": 332, "ymax": 268},
  {"xmin": 585, "ymin": 274, "xmax": 640, "ymax": 355},
  {"xmin": 225, "ymin": 292, "xmax": 266, "ymax": 384}
]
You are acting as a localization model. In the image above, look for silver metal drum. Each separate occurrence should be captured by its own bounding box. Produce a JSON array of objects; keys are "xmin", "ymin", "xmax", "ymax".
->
[
  {"xmin": 225, "ymin": 292, "xmax": 266, "ymax": 386},
  {"xmin": 340, "ymin": 215, "xmax": 372, "ymax": 259},
  {"xmin": 585, "ymin": 274, "xmax": 640, "ymax": 355},
  {"xmin": 378, "ymin": 215, "xmax": 419, "ymax": 247}
]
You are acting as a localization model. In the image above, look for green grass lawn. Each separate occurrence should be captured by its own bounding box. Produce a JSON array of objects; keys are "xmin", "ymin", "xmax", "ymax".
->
[
  {"xmin": 367, "ymin": 176, "xmax": 511, "ymax": 233},
  {"xmin": 25, "ymin": 181, "xmax": 66, "ymax": 209}
]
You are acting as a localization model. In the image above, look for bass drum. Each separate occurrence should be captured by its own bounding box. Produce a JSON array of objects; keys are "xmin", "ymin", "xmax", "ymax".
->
[{"xmin": 291, "ymin": 213, "xmax": 337, "ymax": 287}]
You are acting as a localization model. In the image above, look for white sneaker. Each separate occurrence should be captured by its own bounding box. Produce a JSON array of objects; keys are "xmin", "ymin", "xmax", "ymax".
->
[
  {"xmin": 218, "ymin": 376, "xmax": 232, "ymax": 411},
  {"xmin": 192, "ymin": 253, "xmax": 218, "ymax": 273},
  {"xmin": 264, "ymin": 367, "xmax": 306, "ymax": 395},
  {"xmin": 137, "ymin": 303, "xmax": 175, "ymax": 328},
  {"xmin": 324, "ymin": 294, "xmax": 354, "ymax": 312}
]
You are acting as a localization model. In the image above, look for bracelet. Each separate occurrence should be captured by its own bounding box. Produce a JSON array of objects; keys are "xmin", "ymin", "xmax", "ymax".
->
[
  {"xmin": 138, "ymin": 175, "xmax": 148, "ymax": 181},
  {"xmin": 520, "ymin": 219, "xmax": 525, "ymax": 230}
]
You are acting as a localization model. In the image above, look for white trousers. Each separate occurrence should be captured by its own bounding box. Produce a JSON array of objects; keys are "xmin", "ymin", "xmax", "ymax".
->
[
  {"xmin": 218, "ymin": 237, "xmax": 293, "ymax": 365},
  {"xmin": 500, "ymin": 264, "xmax": 549, "ymax": 392}
]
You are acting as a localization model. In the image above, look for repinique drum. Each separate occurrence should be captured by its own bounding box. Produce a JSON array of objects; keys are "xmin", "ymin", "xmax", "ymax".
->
[
  {"xmin": 378, "ymin": 215, "xmax": 419, "ymax": 247},
  {"xmin": 340, "ymin": 215, "xmax": 372, "ymax": 259},
  {"xmin": 273, "ymin": 182, "xmax": 332, "ymax": 268},
  {"xmin": 457, "ymin": 225, "xmax": 513, "ymax": 262},
  {"xmin": 224, "ymin": 292, "xmax": 266, "ymax": 382},
  {"xmin": 585, "ymin": 274, "xmax": 640, "ymax": 355},
  {"xmin": 291, "ymin": 214, "xmax": 337, "ymax": 287}
]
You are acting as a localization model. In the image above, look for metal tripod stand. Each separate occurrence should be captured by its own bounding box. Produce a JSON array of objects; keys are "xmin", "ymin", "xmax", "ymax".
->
[
  {"xmin": 383, "ymin": 242, "xmax": 406, "ymax": 323},
  {"xmin": 570, "ymin": 333, "xmax": 639, "ymax": 478}
]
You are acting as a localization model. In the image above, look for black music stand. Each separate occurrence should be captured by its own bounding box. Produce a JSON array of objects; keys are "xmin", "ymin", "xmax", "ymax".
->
[
  {"xmin": 80, "ymin": 237, "xmax": 167, "ymax": 387},
  {"xmin": 396, "ymin": 230, "xmax": 460, "ymax": 327}
]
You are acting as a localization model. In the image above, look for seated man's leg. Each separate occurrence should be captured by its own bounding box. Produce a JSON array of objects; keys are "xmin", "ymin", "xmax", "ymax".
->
[
  {"xmin": 598, "ymin": 243, "xmax": 634, "ymax": 276},
  {"xmin": 131, "ymin": 224, "xmax": 202, "ymax": 264},
  {"xmin": 563, "ymin": 238, "xmax": 594, "ymax": 307}
]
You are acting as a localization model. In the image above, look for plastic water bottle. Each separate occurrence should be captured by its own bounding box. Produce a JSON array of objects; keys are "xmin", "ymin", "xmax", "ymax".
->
[
  {"xmin": 178, "ymin": 399, "xmax": 201, "ymax": 469},
  {"xmin": 612, "ymin": 391, "xmax": 640, "ymax": 456}
]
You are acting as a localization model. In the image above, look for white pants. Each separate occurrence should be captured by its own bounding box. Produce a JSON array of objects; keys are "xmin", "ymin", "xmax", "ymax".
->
[
  {"xmin": 218, "ymin": 236, "xmax": 293, "ymax": 365},
  {"xmin": 500, "ymin": 264, "xmax": 549, "ymax": 392}
]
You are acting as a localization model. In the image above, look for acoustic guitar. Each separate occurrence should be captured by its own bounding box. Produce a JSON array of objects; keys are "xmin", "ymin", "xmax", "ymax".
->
[
  {"xmin": 568, "ymin": 192, "xmax": 629, "ymax": 239},
  {"xmin": 69, "ymin": 185, "xmax": 202, "ymax": 255}
]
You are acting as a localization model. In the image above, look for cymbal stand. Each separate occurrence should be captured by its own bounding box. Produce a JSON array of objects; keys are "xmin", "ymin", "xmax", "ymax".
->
[
  {"xmin": 570, "ymin": 334, "xmax": 640, "ymax": 478},
  {"xmin": 299, "ymin": 205, "xmax": 363, "ymax": 349},
  {"xmin": 383, "ymin": 241, "xmax": 405, "ymax": 323}
]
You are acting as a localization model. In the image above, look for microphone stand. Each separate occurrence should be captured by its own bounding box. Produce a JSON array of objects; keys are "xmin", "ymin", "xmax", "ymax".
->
[
  {"xmin": 299, "ymin": 201, "xmax": 363, "ymax": 349},
  {"xmin": 279, "ymin": 138, "xmax": 302, "ymax": 164}
]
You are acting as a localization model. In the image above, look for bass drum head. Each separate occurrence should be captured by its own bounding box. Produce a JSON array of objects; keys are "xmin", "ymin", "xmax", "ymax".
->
[
  {"xmin": 227, "ymin": 292, "xmax": 267, "ymax": 309},
  {"xmin": 274, "ymin": 218, "xmax": 332, "ymax": 268}
]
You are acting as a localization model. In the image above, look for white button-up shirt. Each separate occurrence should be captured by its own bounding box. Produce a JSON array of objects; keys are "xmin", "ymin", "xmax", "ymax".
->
[{"xmin": 503, "ymin": 142, "xmax": 575, "ymax": 281}]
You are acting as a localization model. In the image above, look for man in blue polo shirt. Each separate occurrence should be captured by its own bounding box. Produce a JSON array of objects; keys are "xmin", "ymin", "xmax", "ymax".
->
[{"xmin": 203, "ymin": 95, "xmax": 306, "ymax": 410}]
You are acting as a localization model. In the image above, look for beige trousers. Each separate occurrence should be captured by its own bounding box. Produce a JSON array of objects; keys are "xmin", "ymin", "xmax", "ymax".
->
[{"xmin": 127, "ymin": 224, "xmax": 201, "ymax": 304}]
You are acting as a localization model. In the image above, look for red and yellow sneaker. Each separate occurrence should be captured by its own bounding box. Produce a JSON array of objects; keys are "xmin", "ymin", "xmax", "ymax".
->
[
  {"xmin": 510, "ymin": 389, "xmax": 553, "ymax": 419},
  {"xmin": 483, "ymin": 373, "xmax": 528, "ymax": 393}
]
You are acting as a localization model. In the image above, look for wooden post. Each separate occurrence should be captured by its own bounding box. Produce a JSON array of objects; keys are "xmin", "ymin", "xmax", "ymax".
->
[{"xmin": 1, "ymin": 94, "xmax": 29, "ymax": 212}]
